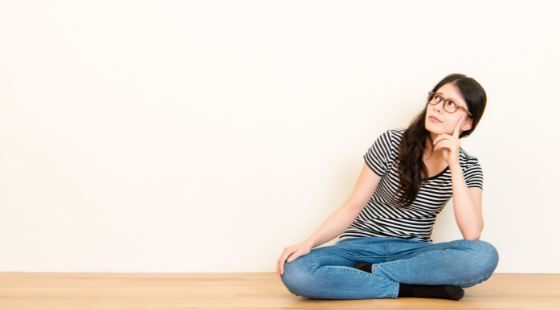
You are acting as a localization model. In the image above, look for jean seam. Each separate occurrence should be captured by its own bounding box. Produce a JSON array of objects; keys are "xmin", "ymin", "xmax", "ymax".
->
[
  {"xmin": 385, "ymin": 238, "xmax": 390, "ymax": 262},
  {"xmin": 371, "ymin": 265, "xmax": 398, "ymax": 299},
  {"xmin": 313, "ymin": 253, "xmax": 396, "ymax": 262},
  {"xmin": 374, "ymin": 245, "xmax": 461, "ymax": 269},
  {"xmin": 337, "ymin": 254, "xmax": 390, "ymax": 258},
  {"xmin": 389, "ymin": 242, "xmax": 460, "ymax": 260}
]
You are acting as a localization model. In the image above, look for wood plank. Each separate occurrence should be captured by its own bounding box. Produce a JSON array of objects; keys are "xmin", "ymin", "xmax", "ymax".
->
[{"xmin": 0, "ymin": 272, "xmax": 558, "ymax": 310}]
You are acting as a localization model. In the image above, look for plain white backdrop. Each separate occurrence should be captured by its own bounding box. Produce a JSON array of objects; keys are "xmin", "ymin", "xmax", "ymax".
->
[{"xmin": 0, "ymin": 0, "xmax": 558, "ymax": 273}]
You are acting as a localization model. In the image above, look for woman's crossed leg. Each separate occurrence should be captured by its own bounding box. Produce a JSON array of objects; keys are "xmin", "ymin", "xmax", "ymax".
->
[{"xmin": 280, "ymin": 236, "xmax": 499, "ymax": 300}]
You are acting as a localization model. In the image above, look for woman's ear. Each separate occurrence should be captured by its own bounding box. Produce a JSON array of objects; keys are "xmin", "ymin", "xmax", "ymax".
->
[{"xmin": 462, "ymin": 117, "xmax": 473, "ymax": 131}]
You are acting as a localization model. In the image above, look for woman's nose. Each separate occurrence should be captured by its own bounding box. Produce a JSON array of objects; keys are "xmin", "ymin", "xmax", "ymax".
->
[{"xmin": 433, "ymin": 101, "xmax": 444, "ymax": 112}]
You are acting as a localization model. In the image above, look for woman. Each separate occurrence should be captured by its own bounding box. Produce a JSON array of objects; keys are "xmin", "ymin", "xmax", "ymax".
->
[{"xmin": 276, "ymin": 73, "xmax": 499, "ymax": 301}]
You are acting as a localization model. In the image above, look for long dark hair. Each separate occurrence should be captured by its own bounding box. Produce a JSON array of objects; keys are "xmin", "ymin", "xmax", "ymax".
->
[{"xmin": 390, "ymin": 74, "xmax": 487, "ymax": 209}]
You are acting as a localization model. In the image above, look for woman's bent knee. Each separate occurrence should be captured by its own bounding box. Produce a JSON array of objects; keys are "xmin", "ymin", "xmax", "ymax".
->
[
  {"xmin": 280, "ymin": 254, "xmax": 315, "ymax": 296},
  {"xmin": 456, "ymin": 240, "xmax": 499, "ymax": 287},
  {"xmin": 471, "ymin": 240, "xmax": 499, "ymax": 272}
]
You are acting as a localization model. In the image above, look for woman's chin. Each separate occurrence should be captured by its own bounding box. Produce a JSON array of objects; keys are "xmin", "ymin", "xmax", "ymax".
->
[
  {"xmin": 425, "ymin": 122, "xmax": 436, "ymax": 131},
  {"xmin": 425, "ymin": 123, "xmax": 445, "ymax": 135}
]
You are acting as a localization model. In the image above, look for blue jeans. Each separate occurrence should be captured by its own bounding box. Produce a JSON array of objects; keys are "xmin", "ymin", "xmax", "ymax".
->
[{"xmin": 280, "ymin": 236, "xmax": 499, "ymax": 300}]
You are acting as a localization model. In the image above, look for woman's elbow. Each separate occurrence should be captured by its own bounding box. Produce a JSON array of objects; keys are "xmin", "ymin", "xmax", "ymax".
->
[
  {"xmin": 463, "ymin": 224, "xmax": 484, "ymax": 241},
  {"xmin": 464, "ymin": 236, "xmax": 481, "ymax": 241},
  {"xmin": 463, "ymin": 231, "xmax": 482, "ymax": 241}
]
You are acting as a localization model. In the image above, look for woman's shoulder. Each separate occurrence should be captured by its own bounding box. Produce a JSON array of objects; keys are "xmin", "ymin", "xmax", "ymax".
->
[
  {"xmin": 372, "ymin": 128, "xmax": 407, "ymax": 150},
  {"xmin": 387, "ymin": 127, "xmax": 407, "ymax": 135},
  {"xmin": 459, "ymin": 147, "xmax": 481, "ymax": 168},
  {"xmin": 379, "ymin": 127, "xmax": 407, "ymax": 141}
]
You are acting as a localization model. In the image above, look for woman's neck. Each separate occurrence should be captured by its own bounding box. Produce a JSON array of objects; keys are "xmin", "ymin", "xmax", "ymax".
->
[{"xmin": 424, "ymin": 134, "xmax": 445, "ymax": 161}]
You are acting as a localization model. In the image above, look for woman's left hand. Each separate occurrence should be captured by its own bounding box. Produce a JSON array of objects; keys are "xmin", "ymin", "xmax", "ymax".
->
[{"xmin": 432, "ymin": 116, "xmax": 466, "ymax": 168}]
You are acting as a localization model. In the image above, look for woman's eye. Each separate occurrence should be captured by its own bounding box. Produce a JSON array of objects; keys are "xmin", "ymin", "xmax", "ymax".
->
[{"xmin": 448, "ymin": 101, "xmax": 457, "ymax": 108}]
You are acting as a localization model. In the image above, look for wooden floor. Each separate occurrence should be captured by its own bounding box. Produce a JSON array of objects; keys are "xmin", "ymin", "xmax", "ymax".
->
[{"xmin": 0, "ymin": 272, "xmax": 559, "ymax": 310}]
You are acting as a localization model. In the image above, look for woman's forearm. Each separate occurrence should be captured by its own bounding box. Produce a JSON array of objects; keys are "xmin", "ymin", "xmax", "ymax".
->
[
  {"xmin": 449, "ymin": 164, "xmax": 484, "ymax": 240},
  {"xmin": 304, "ymin": 205, "xmax": 361, "ymax": 248}
]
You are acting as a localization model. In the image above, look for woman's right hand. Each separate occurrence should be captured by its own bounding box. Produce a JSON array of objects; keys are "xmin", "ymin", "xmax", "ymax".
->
[{"xmin": 277, "ymin": 241, "xmax": 312, "ymax": 277}]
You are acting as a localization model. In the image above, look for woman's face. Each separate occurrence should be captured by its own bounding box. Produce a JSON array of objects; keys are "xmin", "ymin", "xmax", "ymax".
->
[{"xmin": 425, "ymin": 83, "xmax": 473, "ymax": 137}]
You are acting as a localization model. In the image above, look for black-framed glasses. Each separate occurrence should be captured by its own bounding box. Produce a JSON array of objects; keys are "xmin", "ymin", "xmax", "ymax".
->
[{"xmin": 427, "ymin": 92, "xmax": 472, "ymax": 117}]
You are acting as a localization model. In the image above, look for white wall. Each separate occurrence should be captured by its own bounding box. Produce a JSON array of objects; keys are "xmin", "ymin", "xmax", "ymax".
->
[{"xmin": 0, "ymin": 0, "xmax": 558, "ymax": 273}]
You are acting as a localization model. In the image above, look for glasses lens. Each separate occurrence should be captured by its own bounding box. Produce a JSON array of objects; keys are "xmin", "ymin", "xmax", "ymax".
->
[
  {"xmin": 430, "ymin": 93, "xmax": 440, "ymax": 104},
  {"xmin": 444, "ymin": 100, "xmax": 458, "ymax": 113}
]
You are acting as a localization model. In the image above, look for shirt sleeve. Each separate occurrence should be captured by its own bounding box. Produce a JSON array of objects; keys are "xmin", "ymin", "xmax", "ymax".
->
[
  {"xmin": 364, "ymin": 130, "xmax": 392, "ymax": 177},
  {"xmin": 464, "ymin": 158, "xmax": 484, "ymax": 190}
]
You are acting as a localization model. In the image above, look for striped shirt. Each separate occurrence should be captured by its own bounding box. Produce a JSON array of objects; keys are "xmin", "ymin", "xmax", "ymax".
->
[{"xmin": 339, "ymin": 128, "xmax": 484, "ymax": 243}]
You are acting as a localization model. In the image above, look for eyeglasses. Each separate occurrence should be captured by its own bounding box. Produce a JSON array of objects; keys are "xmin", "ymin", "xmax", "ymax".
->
[{"xmin": 427, "ymin": 92, "xmax": 472, "ymax": 117}]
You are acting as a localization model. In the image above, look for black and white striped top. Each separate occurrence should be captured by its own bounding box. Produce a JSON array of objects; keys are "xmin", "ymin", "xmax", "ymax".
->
[{"xmin": 339, "ymin": 128, "xmax": 484, "ymax": 243}]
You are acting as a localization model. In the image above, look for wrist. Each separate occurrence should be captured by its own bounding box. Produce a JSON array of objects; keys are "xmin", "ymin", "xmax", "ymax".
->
[
  {"xmin": 449, "ymin": 164, "xmax": 462, "ymax": 172},
  {"xmin": 305, "ymin": 237, "xmax": 320, "ymax": 249}
]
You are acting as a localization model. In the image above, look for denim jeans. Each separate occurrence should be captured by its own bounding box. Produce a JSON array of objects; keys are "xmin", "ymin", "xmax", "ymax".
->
[{"xmin": 280, "ymin": 236, "xmax": 499, "ymax": 300}]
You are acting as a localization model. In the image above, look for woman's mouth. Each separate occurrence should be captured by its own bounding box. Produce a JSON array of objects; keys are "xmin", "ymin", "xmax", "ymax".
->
[{"xmin": 429, "ymin": 116, "xmax": 442, "ymax": 123}]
